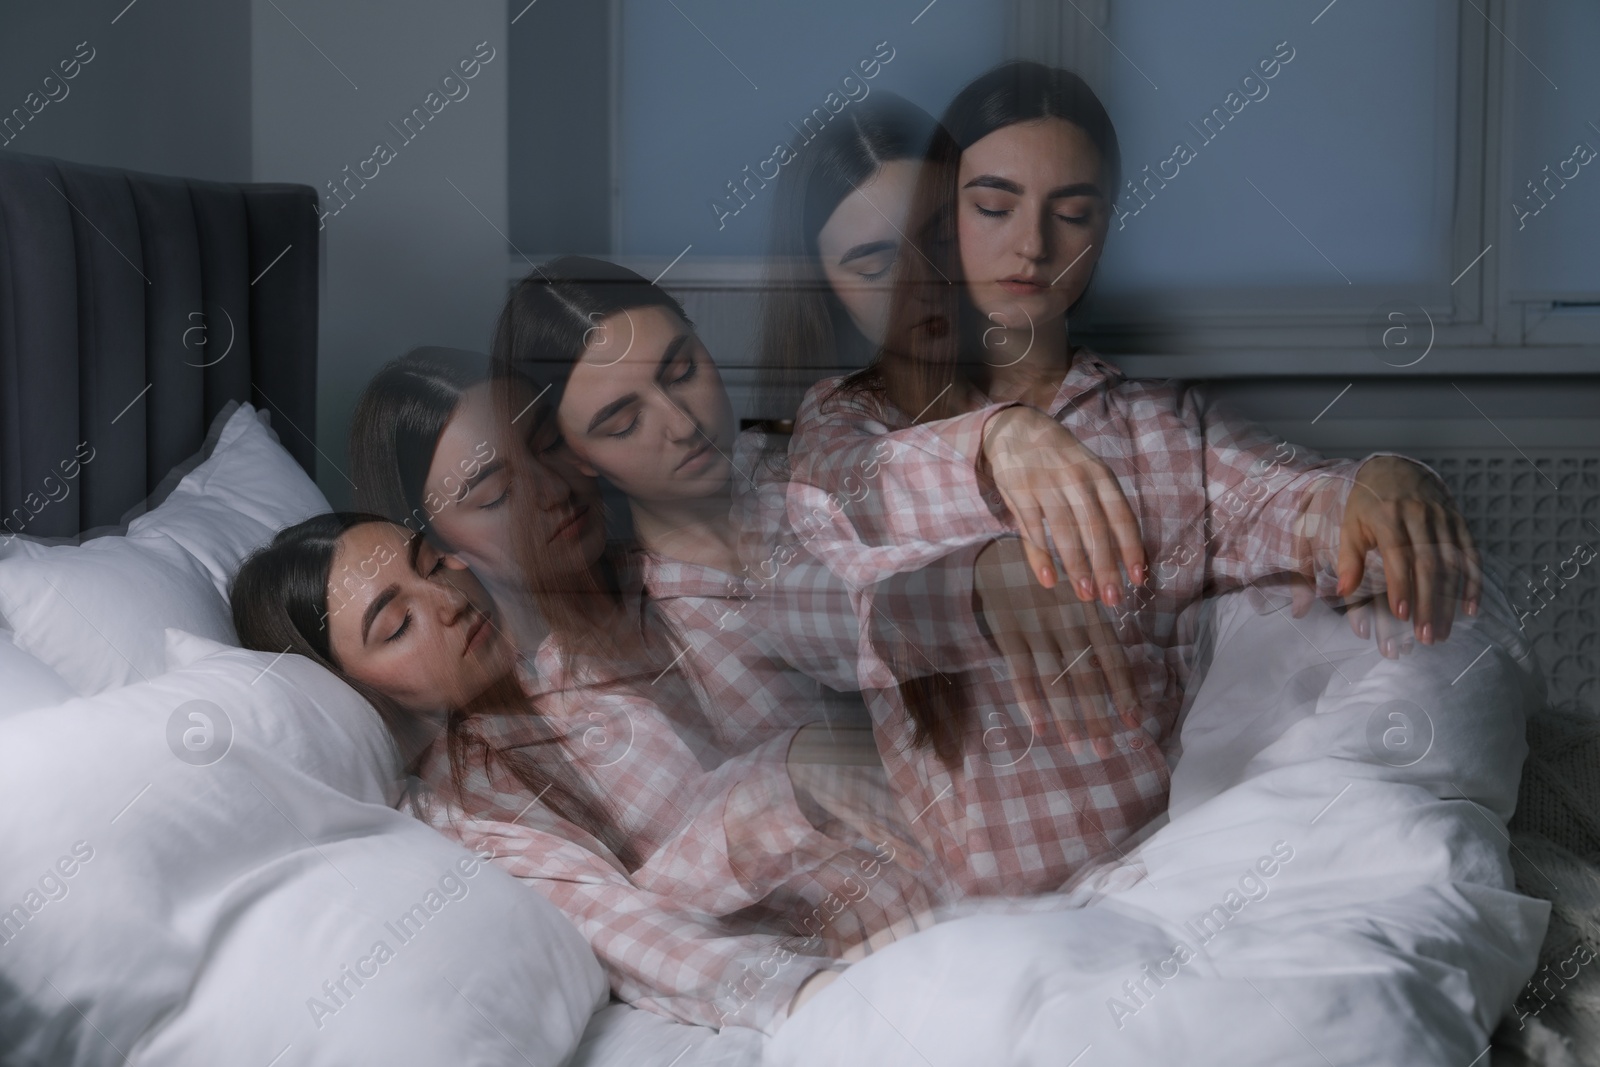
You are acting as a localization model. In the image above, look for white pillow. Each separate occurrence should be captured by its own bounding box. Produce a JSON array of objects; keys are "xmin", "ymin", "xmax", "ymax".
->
[
  {"xmin": 0, "ymin": 632, "xmax": 75, "ymax": 719},
  {"xmin": 162, "ymin": 627, "xmax": 400, "ymax": 804},
  {"xmin": 0, "ymin": 529, "xmax": 235, "ymax": 695},
  {"xmin": 0, "ymin": 404, "xmax": 330, "ymax": 695},
  {"xmin": 134, "ymin": 403, "xmax": 330, "ymax": 599},
  {"xmin": 0, "ymin": 652, "xmax": 606, "ymax": 1065}
]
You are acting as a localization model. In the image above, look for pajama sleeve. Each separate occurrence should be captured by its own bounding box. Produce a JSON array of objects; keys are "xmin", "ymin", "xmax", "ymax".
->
[
  {"xmin": 1185, "ymin": 386, "xmax": 1362, "ymax": 597},
  {"xmin": 416, "ymin": 810, "xmax": 835, "ymax": 1034}
]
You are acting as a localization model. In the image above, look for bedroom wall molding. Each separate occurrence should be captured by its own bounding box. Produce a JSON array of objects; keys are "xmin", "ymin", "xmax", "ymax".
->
[{"xmin": 505, "ymin": 254, "xmax": 1599, "ymax": 378}]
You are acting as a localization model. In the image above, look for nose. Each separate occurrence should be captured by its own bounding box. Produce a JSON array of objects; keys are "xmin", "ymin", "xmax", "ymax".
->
[
  {"xmin": 529, "ymin": 461, "xmax": 569, "ymax": 511},
  {"xmin": 655, "ymin": 390, "xmax": 700, "ymax": 444},
  {"xmin": 1016, "ymin": 208, "xmax": 1049, "ymax": 263},
  {"xmin": 431, "ymin": 574, "xmax": 473, "ymax": 627}
]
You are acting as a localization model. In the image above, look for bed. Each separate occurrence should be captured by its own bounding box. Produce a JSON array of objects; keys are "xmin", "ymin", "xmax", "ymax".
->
[{"xmin": 0, "ymin": 149, "xmax": 1564, "ymax": 1066}]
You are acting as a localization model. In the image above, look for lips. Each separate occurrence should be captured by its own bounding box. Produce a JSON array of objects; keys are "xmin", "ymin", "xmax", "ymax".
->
[
  {"xmin": 462, "ymin": 610, "xmax": 489, "ymax": 657},
  {"xmin": 548, "ymin": 504, "xmax": 590, "ymax": 543},
  {"xmin": 676, "ymin": 440, "xmax": 714, "ymax": 472},
  {"xmin": 998, "ymin": 276, "xmax": 1047, "ymax": 296}
]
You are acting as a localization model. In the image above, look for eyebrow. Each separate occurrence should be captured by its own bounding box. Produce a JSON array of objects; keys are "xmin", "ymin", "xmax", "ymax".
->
[
  {"xmin": 583, "ymin": 333, "xmax": 692, "ymax": 434},
  {"xmin": 360, "ymin": 584, "xmax": 399, "ymax": 644},
  {"xmin": 963, "ymin": 175, "xmax": 1104, "ymax": 200},
  {"xmin": 838, "ymin": 239, "xmax": 897, "ymax": 266},
  {"xmin": 652, "ymin": 333, "xmax": 692, "ymax": 384},
  {"xmin": 459, "ymin": 458, "xmax": 504, "ymax": 495}
]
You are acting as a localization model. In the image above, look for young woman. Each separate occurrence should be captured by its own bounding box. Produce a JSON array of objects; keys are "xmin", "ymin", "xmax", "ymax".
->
[
  {"xmin": 487, "ymin": 258, "xmax": 910, "ymax": 762},
  {"xmin": 783, "ymin": 60, "xmax": 1481, "ymax": 897},
  {"xmin": 756, "ymin": 88, "xmax": 1145, "ymax": 750},
  {"xmin": 231, "ymin": 512, "xmax": 934, "ymax": 1032},
  {"xmin": 757, "ymin": 91, "xmax": 936, "ymax": 421}
]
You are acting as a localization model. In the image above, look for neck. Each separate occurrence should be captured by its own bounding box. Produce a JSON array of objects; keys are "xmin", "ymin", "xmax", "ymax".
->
[
  {"xmin": 630, "ymin": 483, "xmax": 740, "ymax": 574},
  {"xmin": 983, "ymin": 315, "xmax": 1072, "ymax": 407}
]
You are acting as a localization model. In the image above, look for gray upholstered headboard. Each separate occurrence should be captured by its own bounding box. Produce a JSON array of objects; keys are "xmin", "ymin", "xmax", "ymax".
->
[{"xmin": 0, "ymin": 150, "xmax": 318, "ymax": 539}]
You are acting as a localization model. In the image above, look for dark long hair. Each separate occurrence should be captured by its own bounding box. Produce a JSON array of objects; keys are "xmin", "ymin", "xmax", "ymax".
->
[
  {"xmin": 828, "ymin": 63, "xmax": 1121, "ymax": 763},
  {"xmin": 349, "ymin": 347, "xmax": 491, "ymax": 539},
  {"xmin": 844, "ymin": 61, "xmax": 1122, "ymax": 425},
  {"xmin": 231, "ymin": 512, "xmax": 640, "ymax": 869},
  {"xmin": 489, "ymin": 255, "xmax": 698, "ymax": 680},
  {"xmin": 757, "ymin": 92, "xmax": 937, "ymax": 421}
]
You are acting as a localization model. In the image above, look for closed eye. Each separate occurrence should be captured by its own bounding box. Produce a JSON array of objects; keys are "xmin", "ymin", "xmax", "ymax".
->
[
  {"xmin": 669, "ymin": 351, "xmax": 698, "ymax": 386},
  {"xmin": 386, "ymin": 611, "xmax": 412, "ymax": 643}
]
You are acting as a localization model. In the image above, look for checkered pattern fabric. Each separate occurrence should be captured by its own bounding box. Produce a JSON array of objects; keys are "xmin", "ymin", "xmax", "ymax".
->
[
  {"xmin": 404, "ymin": 647, "xmax": 936, "ymax": 1033},
  {"xmin": 783, "ymin": 352, "xmax": 1364, "ymax": 897}
]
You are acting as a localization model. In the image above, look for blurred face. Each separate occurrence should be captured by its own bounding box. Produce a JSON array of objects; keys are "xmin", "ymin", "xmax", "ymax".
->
[
  {"xmin": 425, "ymin": 382, "xmax": 606, "ymax": 585},
  {"xmin": 956, "ymin": 117, "xmax": 1110, "ymax": 334},
  {"xmin": 556, "ymin": 305, "xmax": 737, "ymax": 505},
  {"xmin": 324, "ymin": 522, "xmax": 514, "ymax": 713},
  {"xmin": 815, "ymin": 158, "xmax": 921, "ymax": 346}
]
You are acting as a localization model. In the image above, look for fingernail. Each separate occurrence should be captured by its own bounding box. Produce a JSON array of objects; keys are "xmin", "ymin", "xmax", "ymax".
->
[
  {"xmin": 1131, "ymin": 564, "xmax": 1147, "ymax": 584},
  {"xmin": 1040, "ymin": 565, "xmax": 1055, "ymax": 586},
  {"xmin": 1103, "ymin": 583, "xmax": 1121, "ymax": 606},
  {"xmin": 1078, "ymin": 578, "xmax": 1094, "ymax": 600},
  {"xmin": 1383, "ymin": 639, "xmax": 1395, "ymax": 657},
  {"xmin": 1357, "ymin": 618, "xmax": 1370, "ymax": 639},
  {"xmin": 1467, "ymin": 600, "xmax": 1480, "ymax": 617},
  {"xmin": 1396, "ymin": 600, "xmax": 1409, "ymax": 620},
  {"xmin": 1421, "ymin": 623, "xmax": 1433, "ymax": 645}
]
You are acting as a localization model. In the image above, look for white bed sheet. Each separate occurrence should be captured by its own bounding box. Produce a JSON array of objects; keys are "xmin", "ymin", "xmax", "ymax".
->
[
  {"xmin": 765, "ymin": 585, "xmax": 1548, "ymax": 1066},
  {"xmin": 573, "ymin": 584, "xmax": 1548, "ymax": 1067}
]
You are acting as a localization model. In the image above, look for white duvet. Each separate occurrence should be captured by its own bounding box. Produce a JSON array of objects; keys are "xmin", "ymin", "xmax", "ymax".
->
[{"xmin": 763, "ymin": 585, "xmax": 1550, "ymax": 1066}]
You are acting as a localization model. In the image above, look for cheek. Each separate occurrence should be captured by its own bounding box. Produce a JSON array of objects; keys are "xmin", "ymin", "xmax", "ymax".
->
[
  {"xmin": 956, "ymin": 212, "xmax": 994, "ymax": 279},
  {"xmin": 349, "ymin": 650, "xmax": 434, "ymax": 708}
]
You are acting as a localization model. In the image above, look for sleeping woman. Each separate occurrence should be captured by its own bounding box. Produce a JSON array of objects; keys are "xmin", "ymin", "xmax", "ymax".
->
[
  {"xmin": 779, "ymin": 60, "xmax": 1482, "ymax": 897},
  {"xmin": 231, "ymin": 509, "xmax": 936, "ymax": 1032}
]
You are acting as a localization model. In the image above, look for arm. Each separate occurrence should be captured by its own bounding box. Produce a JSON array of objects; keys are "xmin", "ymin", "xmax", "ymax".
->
[
  {"xmin": 440, "ymin": 813, "xmax": 835, "ymax": 1034},
  {"xmin": 1191, "ymin": 389, "xmax": 1477, "ymax": 643},
  {"xmin": 789, "ymin": 381, "xmax": 1146, "ymax": 601}
]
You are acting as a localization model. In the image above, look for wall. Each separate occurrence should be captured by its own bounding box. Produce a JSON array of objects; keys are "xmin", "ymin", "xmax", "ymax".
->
[
  {"xmin": 0, "ymin": 2, "xmax": 251, "ymax": 182},
  {"xmin": 251, "ymin": 0, "xmax": 509, "ymax": 506}
]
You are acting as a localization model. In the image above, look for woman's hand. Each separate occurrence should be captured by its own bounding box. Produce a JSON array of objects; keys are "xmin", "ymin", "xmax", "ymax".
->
[
  {"xmin": 1335, "ymin": 457, "xmax": 1480, "ymax": 645},
  {"xmin": 974, "ymin": 537, "xmax": 1144, "ymax": 754},
  {"xmin": 980, "ymin": 407, "xmax": 1146, "ymax": 602}
]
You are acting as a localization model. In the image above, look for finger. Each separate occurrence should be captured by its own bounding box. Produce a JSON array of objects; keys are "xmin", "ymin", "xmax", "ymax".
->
[
  {"xmin": 1039, "ymin": 640, "xmax": 1103, "ymax": 747},
  {"xmin": 1346, "ymin": 597, "xmax": 1372, "ymax": 642},
  {"xmin": 996, "ymin": 630, "xmax": 1061, "ymax": 745},
  {"xmin": 1336, "ymin": 525, "xmax": 1369, "ymax": 600},
  {"xmin": 1373, "ymin": 522, "xmax": 1413, "ymax": 627},
  {"xmin": 1001, "ymin": 489, "xmax": 1058, "ymax": 589},
  {"xmin": 1081, "ymin": 603, "xmax": 1141, "ymax": 730},
  {"xmin": 1291, "ymin": 575, "xmax": 1315, "ymax": 619},
  {"xmin": 1019, "ymin": 537, "xmax": 1059, "ymax": 594},
  {"xmin": 1374, "ymin": 595, "xmax": 1408, "ymax": 660},
  {"xmin": 1040, "ymin": 494, "xmax": 1096, "ymax": 602},
  {"xmin": 1093, "ymin": 471, "xmax": 1147, "ymax": 586},
  {"xmin": 1402, "ymin": 507, "xmax": 1440, "ymax": 644},
  {"xmin": 1434, "ymin": 523, "xmax": 1464, "ymax": 642},
  {"xmin": 1058, "ymin": 661, "xmax": 1116, "ymax": 755},
  {"xmin": 1063, "ymin": 481, "xmax": 1123, "ymax": 608}
]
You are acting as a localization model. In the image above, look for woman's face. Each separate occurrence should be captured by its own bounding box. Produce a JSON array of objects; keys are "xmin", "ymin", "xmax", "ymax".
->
[
  {"xmin": 815, "ymin": 158, "xmax": 922, "ymax": 346},
  {"xmin": 425, "ymin": 382, "xmax": 607, "ymax": 584},
  {"xmin": 956, "ymin": 117, "xmax": 1110, "ymax": 334},
  {"xmin": 556, "ymin": 305, "xmax": 737, "ymax": 505},
  {"xmin": 324, "ymin": 522, "xmax": 514, "ymax": 713}
]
